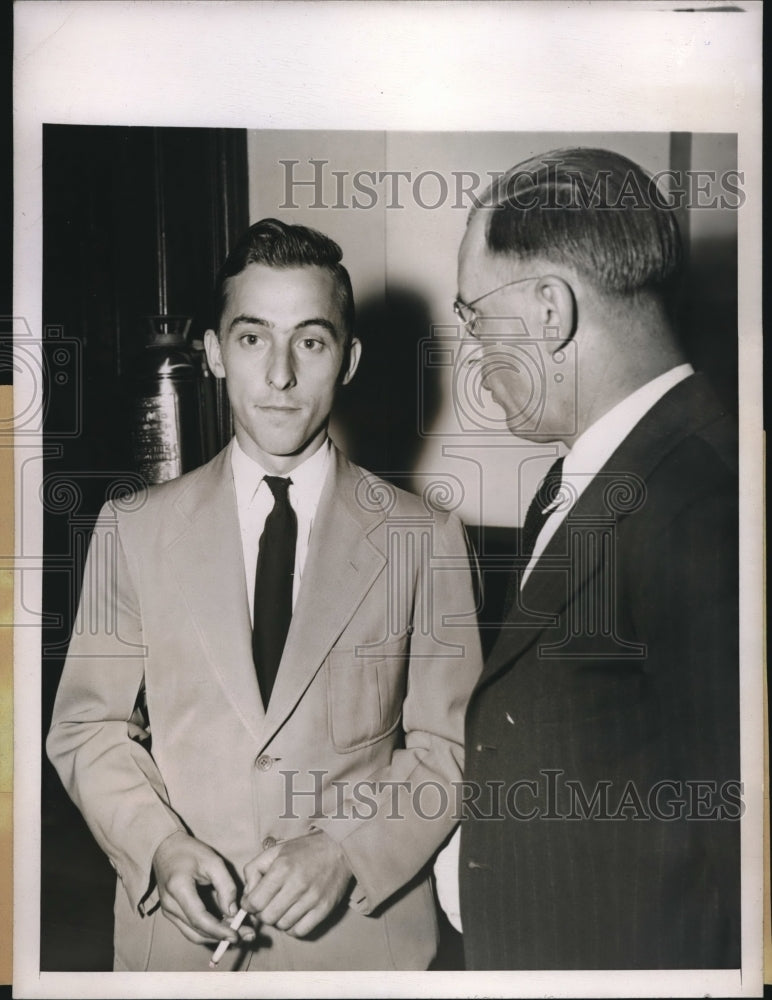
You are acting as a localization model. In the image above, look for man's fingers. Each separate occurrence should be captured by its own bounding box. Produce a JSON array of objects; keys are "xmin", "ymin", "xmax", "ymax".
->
[
  {"xmin": 244, "ymin": 845, "xmax": 281, "ymax": 887},
  {"xmin": 274, "ymin": 894, "xmax": 315, "ymax": 932},
  {"xmin": 168, "ymin": 876, "xmax": 239, "ymax": 942},
  {"xmin": 257, "ymin": 881, "xmax": 307, "ymax": 928},
  {"xmin": 203, "ymin": 857, "xmax": 238, "ymax": 920},
  {"xmin": 241, "ymin": 869, "xmax": 284, "ymax": 917},
  {"xmin": 291, "ymin": 901, "xmax": 334, "ymax": 938},
  {"xmin": 161, "ymin": 908, "xmax": 215, "ymax": 946},
  {"xmin": 241, "ymin": 832, "xmax": 351, "ymax": 932},
  {"xmin": 160, "ymin": 892, "xmax": 221, "ymax": 944},
  {"xmin": 242, "ymin": 858, "xmax": 262, "ymax": 896},
  {"xmin": 241, "ymin": 856, "xmax": 284, "ymax": 913},
  {"xmin": 152, "ymin": 833, "xmax": 253, "ymax": 945},
  {"xmin": 238, "ymin": 922, "xmax": 257, "ymax": 943}
]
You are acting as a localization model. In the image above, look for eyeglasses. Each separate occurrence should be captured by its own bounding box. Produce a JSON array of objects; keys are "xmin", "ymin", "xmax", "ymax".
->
[{"xmin": 453, "ymin": 276, "xmax": 540, "ymax": 336}]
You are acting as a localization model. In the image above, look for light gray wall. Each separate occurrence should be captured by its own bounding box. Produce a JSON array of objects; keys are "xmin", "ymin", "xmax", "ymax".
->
[{"xmin": 247, "ymin": 131, "xmax": 736, "ymax": 527}]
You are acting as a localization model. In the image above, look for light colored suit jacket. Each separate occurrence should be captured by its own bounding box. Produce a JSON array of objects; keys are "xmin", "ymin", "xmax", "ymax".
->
[{"xmin": 47, "ymin": 443, "xmax": 482, "ymax": 971}]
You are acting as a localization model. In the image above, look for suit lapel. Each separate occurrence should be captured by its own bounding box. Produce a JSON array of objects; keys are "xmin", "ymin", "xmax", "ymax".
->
[
  {"xmin": 477, "ymin": 373, "xmax": 730, "ymax": 690},
  {"xmin": 258, "ymin": 447, "xmax": 387, "ymax": 750},
  {"xmin": 166, "ymin": 444, "xmax": 266, "ymax": 741}
]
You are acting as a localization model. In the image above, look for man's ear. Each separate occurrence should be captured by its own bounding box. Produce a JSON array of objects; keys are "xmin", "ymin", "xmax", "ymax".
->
[
  {"xmin": 339, "ymin": 337, "xmax": 362, "ymax": 386},
  {"xmin": 204, "ymin": 329, "xmax": 226, "ymax": 379},
  {"xmin": 535, "ymin": 275, "xmax": 577, "ymax": 350}
]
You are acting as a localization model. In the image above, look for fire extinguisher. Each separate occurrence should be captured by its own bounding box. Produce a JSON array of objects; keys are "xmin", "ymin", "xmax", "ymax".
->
[{"xmin": 130, "ymin": 316, "xmax": 204, "ymax": 485}]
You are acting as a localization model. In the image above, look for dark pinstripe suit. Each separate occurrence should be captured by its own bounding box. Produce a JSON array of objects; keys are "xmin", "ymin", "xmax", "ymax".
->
[{"xmin": 460, "ymin": 374, "xmax": 740, "ymax": 969}]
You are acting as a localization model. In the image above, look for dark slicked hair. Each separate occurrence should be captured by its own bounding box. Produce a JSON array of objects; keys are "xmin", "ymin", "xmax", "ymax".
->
[
  {"xmin": 477, "ymin": 148, "xmax": 683, "ymax": 303},
  {"xmin": 213, "ymin": 218, "xmax": 355, "ymax": 341}
]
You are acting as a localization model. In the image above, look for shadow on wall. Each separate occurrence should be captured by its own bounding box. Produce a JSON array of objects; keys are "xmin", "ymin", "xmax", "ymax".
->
[{"xmin": 332, "ymin": 287, "xmax": 442, "ymax": 486}]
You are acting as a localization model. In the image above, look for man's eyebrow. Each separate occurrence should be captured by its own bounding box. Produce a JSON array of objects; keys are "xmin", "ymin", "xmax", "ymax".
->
[
  {"xmin": 228, "ymin": 314, "xmax": 341, "ymax": 338},
  {"xmin": 229, "ymin": 314, "xmax": 271, "ymax": 330},
  {"xmin": 295, "ymin": 317, "xmax": 339, "ymax": 338}
]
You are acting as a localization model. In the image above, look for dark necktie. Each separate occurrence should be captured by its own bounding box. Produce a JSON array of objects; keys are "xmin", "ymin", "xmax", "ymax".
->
[
  {"xmin": 502, "ymin": 456, "xmax": 565, "ymax": 617},
  {"xmin": 520, "ymin": 456, "xmax": 565, "ymax": 562},
  {"xmin": 252, "ymin": 475, "xmax": 297, "ymax": 706}
]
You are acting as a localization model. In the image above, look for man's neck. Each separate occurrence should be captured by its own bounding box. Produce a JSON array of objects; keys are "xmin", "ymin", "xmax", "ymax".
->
[
  {"xmin": 567, "ymin": 351, "xmax": 687, "ymax": 448},
  {"xmin": 233, "ymin": 430, "xmax": 329, "ymax": 476}
]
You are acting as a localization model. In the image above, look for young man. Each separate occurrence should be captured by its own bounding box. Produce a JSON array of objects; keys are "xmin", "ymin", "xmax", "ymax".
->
[
  {"xmin": 445, "ymin": 148, "xmax": 740, "ymax": 969},
  {"xmin": 48, "ymin": 219, "xmax": 482, "ymax": 971}
]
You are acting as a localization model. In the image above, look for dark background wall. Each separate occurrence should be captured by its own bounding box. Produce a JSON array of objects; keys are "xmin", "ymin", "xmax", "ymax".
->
[{"xmin": 41, "ymin": 125, "xmax": 249, "ymax": 969}]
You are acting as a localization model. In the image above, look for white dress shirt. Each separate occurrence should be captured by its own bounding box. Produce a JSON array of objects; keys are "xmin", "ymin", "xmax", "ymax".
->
[
  {"xmin": 521, "ymin": 364, "xmax": 695, "ymax": 589},
  {"xmin": 231, "ymin": 436, "xmax": 331, "ymax": 624}
]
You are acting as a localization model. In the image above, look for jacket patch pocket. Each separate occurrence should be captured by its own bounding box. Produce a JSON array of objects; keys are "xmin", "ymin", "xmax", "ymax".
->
[{"xmin": 327, "ymin": 646, "xmax": 407, "ymax": 752}]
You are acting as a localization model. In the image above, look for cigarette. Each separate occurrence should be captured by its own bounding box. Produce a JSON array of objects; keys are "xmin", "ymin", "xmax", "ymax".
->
[{"xmin": 208, "ymin": 907, "xmax": 248, "ymax": 968}]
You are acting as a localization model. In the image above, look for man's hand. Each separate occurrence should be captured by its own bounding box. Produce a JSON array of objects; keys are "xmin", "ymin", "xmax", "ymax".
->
[
  {"xmin": 152, "ymin": 830, "xmax": 256, "ymax": 945},
  {"xmin": 241, "ymin": 831, "xmax": 353, "ymax": 937}
]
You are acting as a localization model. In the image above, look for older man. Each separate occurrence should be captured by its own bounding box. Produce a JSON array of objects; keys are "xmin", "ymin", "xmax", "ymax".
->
[
  {"xmin": 48, "ymin": 218, "xmax": 482, "ymax": 970},
  {"xmin": 447, "ymin": 148, "xmax": 740, "ymax": 969}
]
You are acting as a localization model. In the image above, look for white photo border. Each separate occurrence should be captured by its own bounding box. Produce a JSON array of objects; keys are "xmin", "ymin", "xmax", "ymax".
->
[{"xmin": 13, "ymin": 2, "xmax": 764, "ymax": 997}]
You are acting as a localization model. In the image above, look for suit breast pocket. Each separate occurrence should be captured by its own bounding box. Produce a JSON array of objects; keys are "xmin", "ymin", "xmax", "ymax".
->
[{"xmin": 326, "ymin": 643, "xmax": 408, "ymax": 752}]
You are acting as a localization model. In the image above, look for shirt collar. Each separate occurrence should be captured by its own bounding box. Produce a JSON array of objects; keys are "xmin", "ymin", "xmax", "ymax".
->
[{"xmin": 230, "ymin": 435, "xmax": 331, "ymax": 516}]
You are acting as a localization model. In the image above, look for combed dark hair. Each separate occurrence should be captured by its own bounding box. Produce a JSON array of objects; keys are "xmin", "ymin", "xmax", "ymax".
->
[
  {"xmin": 213, "ymin": 218, "xmax": 355, "ymax": 340},
  {"xmin": 478, "ymin": 148, "xmax": 683, "ymax": 301}
]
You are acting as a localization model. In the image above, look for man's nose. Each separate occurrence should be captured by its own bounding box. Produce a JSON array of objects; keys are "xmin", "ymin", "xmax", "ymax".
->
[{"xmin": 266, "ymin": 345, "xmax": 296, "ymax": 390}]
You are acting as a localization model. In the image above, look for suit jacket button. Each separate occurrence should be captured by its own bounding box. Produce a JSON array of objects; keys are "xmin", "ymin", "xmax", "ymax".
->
[
  {"xmin": 256, "ymin": 754, "xmax": 273, "ymax": 771},
  {"xmin": 262, "ymin": 835, "xmax": 277, "ymax": 850},
  {"xmin": 467, "ymin": 859, "xmax": 491, "ymax": 871}
]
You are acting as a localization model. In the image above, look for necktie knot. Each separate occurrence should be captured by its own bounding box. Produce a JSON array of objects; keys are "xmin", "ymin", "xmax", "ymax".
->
[
  {"xmin": 534, "ymin": 456, "xmax": 565, "ymax": 513},
  {"xmin": 264, "ymin": 475, "xmax": 292, "ymax": 502}
]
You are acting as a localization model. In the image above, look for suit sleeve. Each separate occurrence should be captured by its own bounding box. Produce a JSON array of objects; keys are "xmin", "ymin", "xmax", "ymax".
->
[
  {"xmin": 313, "ymin": 511, "xmax": 483, "ymax": 914},
  {"xmin": 46, "ymin": 502, "xmax": 186, "ymax": 915}
]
